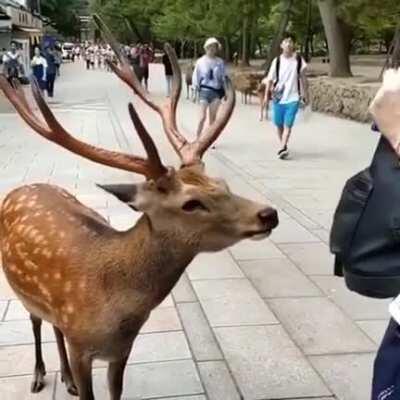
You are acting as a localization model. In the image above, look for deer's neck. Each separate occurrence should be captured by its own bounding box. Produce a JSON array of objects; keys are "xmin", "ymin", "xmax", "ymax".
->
[{"xmin": 118, "ymin": 215, "xmax": 198, "ymax": 306}]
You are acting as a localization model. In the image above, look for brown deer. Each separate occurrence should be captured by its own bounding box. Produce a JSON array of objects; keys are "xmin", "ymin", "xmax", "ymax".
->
[{"xmin": 0, "ymin": 16, "xmax": 278, "ymax": 400}]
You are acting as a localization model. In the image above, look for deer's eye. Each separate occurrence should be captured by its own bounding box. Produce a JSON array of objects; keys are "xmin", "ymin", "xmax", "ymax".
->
[{"xmin": 182, "ymin": 200, "xmax": 209, "ymax": 212}]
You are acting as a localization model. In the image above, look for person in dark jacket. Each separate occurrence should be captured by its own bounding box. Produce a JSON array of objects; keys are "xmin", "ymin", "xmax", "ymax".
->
[
  {"xmin": 162, "ymin": 51, "xmax": 173, "ymax": 97},
  {"xmin": 45, "ymin": 47, "xmax": 57, "ymax": 98}
]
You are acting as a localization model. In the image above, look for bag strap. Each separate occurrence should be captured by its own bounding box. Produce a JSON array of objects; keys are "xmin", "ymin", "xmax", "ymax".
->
[
  {"xmin": 274, "ymin": 56, "xmax": 280, "ymax": 87},
  {"xmin": 296, "ymin": 53, "xmax": 302, "ymax": 95}
]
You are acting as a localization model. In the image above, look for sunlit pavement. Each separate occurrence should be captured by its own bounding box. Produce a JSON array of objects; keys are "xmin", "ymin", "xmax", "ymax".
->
[{"xmin": 0, "ymin": 60, "xmax": 385, "ymax": 399}]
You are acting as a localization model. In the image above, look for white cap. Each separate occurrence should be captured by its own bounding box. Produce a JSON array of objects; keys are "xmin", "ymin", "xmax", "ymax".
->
[{"xmin": 204, "ymin": 37, "xmax": 221, "ymax": 50}]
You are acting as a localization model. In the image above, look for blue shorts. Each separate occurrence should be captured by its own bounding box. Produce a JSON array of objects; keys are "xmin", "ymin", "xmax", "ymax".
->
[
  {"xmin": 272, "ymin": 100, "xmax": 300, "ymax": 128},
  {"xmin": 199, "ymin": 88, "xmax": 221, "ymax": 104}
]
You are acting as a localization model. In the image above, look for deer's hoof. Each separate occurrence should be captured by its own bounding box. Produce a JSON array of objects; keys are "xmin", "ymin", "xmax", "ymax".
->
[
  {"xmin": 61, "ymin": 373, "xmax": 79, "ymax": 396},
  {"xmin": 31, "ymin": 378, "xmax": 45, "ymax": 393},
  {"xmin": 31, "ymin": 364, "xmax": 46, "ymax": 393}
]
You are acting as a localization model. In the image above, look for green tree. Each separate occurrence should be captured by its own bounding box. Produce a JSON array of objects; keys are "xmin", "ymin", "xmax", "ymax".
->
[{"xmin": 41, "ymin": 0, "xmax": 83, "ymax": 37}]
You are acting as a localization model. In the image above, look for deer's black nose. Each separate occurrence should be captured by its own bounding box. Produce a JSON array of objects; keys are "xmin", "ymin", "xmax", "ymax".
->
[{"xmin": 258, "ymin": 208, "xmax": 279, "ymax": 229}]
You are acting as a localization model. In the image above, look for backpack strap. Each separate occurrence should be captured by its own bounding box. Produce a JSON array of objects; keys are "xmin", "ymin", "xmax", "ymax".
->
[
  {"xmin": 296, "ymin": 53, "xmax": 302, "ymax": 96},
  {"xmin": 274, "ymin": 56, "xmax": 280, "ymax": 87}
]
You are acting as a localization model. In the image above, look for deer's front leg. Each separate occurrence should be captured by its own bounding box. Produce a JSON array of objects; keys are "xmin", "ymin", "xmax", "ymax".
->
[
  {"xmin": 107, "ymin": 355, "xmax": 130, "ymax": 400},
  {"xmin": 68, "ymin": 344, "xmax": 94, "ymax": 400}
]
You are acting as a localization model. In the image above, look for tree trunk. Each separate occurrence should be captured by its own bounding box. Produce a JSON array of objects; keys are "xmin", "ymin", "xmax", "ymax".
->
[
  {"xmin": 224, "ymin": 36, "xmax": 232, "ymax": 61},
  {"xmin": 240, "ymin": 15, "xmax": 250, "ymax": 66},
  {"xmin": 317, "ymin": 0, "xmax": 352, "ymax": 77},
  {"xmin": 391, "ymin": 26, "xmax": 400, "ymax": 68},
  {"xmin": 304, "ymin": 0, "xmax": 313, "ymax": 62},
  {"xmin": 265, "ymin": 0, "xmax": 294, "ymax": 70}
]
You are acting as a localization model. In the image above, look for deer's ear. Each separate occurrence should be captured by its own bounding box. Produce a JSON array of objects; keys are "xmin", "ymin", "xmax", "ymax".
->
[{"xmin": 97, "ymin": 184, "xmax": 137, "ymax": 203}]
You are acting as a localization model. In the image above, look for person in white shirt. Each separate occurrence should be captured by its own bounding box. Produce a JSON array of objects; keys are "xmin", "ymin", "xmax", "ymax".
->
[
  {"xmin": 2, "ymin": 42, "xmax": 23, "ymax": 83},
  {"xmin": 192, "ymin": 38, "xmax": 227, "ymax": 138},
  {"xmin": 264, "ymin": 34, "xmax": 309, "ymax": 159},
  {"xmin": 31, "ymin": 47, "xmax": 47, "ymax": 92}
]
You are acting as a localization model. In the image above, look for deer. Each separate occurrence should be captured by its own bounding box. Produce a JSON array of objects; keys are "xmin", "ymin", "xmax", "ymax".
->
[{"xmin": 0, "ymin": 16, "xmax": 279, "ymax": 400}]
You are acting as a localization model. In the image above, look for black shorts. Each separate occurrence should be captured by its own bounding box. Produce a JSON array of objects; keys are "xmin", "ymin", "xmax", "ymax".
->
[{"xmin": 142, "ymin": 66, "xmax": 149, "ymax": 81}]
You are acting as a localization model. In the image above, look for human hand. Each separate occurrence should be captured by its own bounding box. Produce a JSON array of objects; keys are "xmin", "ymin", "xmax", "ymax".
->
[{"xmin": 370, "ymin": 69, "xmax": 400, "ymax": 155}]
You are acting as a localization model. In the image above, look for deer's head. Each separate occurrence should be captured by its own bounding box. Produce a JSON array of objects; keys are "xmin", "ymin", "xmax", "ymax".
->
[{"xmin": 0, "ymin": 16, "xmax": 278, "ymax": 253}]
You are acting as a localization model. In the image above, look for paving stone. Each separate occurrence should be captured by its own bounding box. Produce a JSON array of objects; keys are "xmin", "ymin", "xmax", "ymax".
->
[
  {"xmin": 187, "ymin": 252, "xmax": 244, "ymax": 280},
  {"xmin": 279, "ymin": 242, "xmax": 334, "ymax": 275},
  {"xmin": 309, "ymin": 353, "xmax": 375, "ymax": 400},
  {"xmin": 0, "ymin": 373, "xmax": 56, "ymax": 400},
  {"xmin": 177, "ymin": 302, "xmax": 222, "ymax": 361},
  {"xmin": 269, "ymin": 297, "xmax": 376, "ymax": 355},
  {"xmin": 173, "ymin": 273, "xmax": 197, "ymax": 303},
  {"xmin": 215, "ymin": 325, "xmax": 331, "ymax": 400},
  {"xmin": 229, "ymin": 239, "xmax": 285, "ymax": 260},
  {"xmin": 198, "ymin": 361, "xmax": 241, "ymax": 400},
  {"xmin": 357, "ymin": 320, "xmax": 388, "ymax": 345},
  {"xmin": 240, "ymin": 258, "xmax": 322, "ymax": 298},
  {"xmin": 0, "ymin": 320, "xmax": 55, "ymax": 346},
  {"xmin": 193, "ymin": 279, "xmax": 278, "ymax": 327},
  {"xmin": 0, "ymin": 271, "xmax": 16, "ymax": 301},
  {"xmin": 159, "ymin": 295, "xmax": 174, "ymax": 308},
  {"xmin": 311, "ymin": 276, "xmax": 391, "ymax": 320},
  {"xmin": 4, "ymin": 299, "xmax": 28, "ymax": 320},
  {"xmin": 270, "ymin": 216, "xmax": 320, "ymax": 244},
  {"xmin": 311, "ymin": 229, "xmax": 330, "ymax": 244},
  {"xmin": 141, "ymin": 306, "xmax": 182, "ymax": 333},
  {"xmin": 0, "ymin": 300, "xmax": 7, "ymax": 320},
  {"xmin": 128, "ymin": 331, "xmax": 191, "ymax": 364},
  {"xmin": 56, "ymin": 360, "xmax": 203, "ymax": 399},
  {"xmin": 0, "ymin": 343, "xmax": 60, "ymax": 377},
  {"xmin": 155, "ymin": 397, "xmax": 206, "ymax": 400}
]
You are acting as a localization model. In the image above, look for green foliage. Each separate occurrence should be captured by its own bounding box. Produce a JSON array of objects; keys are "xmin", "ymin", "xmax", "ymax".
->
[{"xmin": 41, "ymin": 0, "xmax": 84, "ymax": 37}]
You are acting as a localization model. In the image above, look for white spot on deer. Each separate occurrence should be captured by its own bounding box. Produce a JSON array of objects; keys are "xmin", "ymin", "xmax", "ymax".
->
[
  {"xmin": 44, "ymin": 273, "xmax": 49, "ymax": 280},
  {"xmin": 24, "ymin": 259, "xmax": 39, "ymax": 271},
  {"xmin": 56, "ymin": 248, "xmax": 66, "ymax": 257},
  {"xmin": 64, "ymin": 281, "xmax": 72, "ymax": 293},
  {"xmin": 62, "ymin": 315, "xmax": 69, "ymax": 324},
  {"xmin": 20, "ymin": 215, "xmax": 29, "ymax": 223},
  {"xmin": 54, "ymin": 272, "xmax": 62, "ymax": 280},
  {"xmin": 79, "ymin": 281, "xmax": 86, "ymax": 290},
  {"xmin": 32, "ymin": 276, "xmax": 38, "ymax": 284},
  {"xmin": 27, "ymin": 200, "xmax": 36, "ymax": 208},
  {"xmin": 14, "ymin": 204, "xmax": 23, "ymax": 212},
  {"xmin": 8, "ymin": 264, "xmax": 17, "ymax": 272},
  {"xmin": 66, "ymin": 304, "xmax": 74, "ymax": 314},
  {"xmin": 18, "ymin": 195, "xmax": 27, "ymax": 203},
  {"xmin": 42, "ymin": 249, "xmax": 52, "ymax": 259}
]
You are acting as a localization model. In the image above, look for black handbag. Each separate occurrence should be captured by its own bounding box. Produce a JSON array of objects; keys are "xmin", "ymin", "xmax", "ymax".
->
[{"xmin": 330, "ymin": 136, "xmax": 400, "ymax": 299}]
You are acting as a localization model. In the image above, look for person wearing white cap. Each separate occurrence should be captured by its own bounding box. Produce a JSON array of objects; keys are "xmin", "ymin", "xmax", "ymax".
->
[{"xmin": 192, "ymin": 37, "xmax": 227, "ymax": 138}]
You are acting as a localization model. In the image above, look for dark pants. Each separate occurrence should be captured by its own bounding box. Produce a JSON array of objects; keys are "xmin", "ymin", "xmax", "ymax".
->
[
  {"xmin": 372, "ymin": 319, "xmax": 400, "ymax": 399},
  {"xmin": 46, "ymin": 73, "xmax": 56, "ymax": 97}
]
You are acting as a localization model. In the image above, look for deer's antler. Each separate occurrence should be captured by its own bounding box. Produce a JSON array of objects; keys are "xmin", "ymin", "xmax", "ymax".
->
[
  {"xmin": 93, "ymin": 14, "xmax": 236, "ymax": 167},
  {"xmin": 0, "ymin": 75, "xmax": 167, "ymax": 180}
]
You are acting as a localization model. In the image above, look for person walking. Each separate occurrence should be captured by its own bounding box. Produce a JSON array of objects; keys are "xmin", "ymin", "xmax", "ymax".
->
[
  {"xmin": 31, "ymin": 47, "xmax": 47, "ymax": 92},
  {"xmin": 162, "ymin": 50, "xmax": 173, "ymax": 97},
  {"xmin": 2, "ymin": 42, "xmax": 23, "ymax": 84},
  {"xmin": 264, "ymin": 33, "xmax": 309, "ymax": 159},
  {"xmin": 44, "ymin": 47, "xmax": 57, "ymax": 98},
  {"xmin": 139, "ymin": 43, "xmax": 154, "ymax": 91},
  {"xmin": 54, "ymin": 45, "xmax": 62, "ymax": 77},
  {"xmin": 192, "ymin": 37, "xmax": 226, "ymax": 138}
]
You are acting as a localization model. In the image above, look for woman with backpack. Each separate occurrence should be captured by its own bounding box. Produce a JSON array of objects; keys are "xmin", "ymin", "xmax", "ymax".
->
[{"xmin": 192, "ymin": 37, "xmax": 226, "ymax": 139}]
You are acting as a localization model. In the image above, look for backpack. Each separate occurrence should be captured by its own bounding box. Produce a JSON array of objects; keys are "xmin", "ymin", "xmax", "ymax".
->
[{"xmin": 330, "ymin": 135, "xmax": 400, "ymax": 299}]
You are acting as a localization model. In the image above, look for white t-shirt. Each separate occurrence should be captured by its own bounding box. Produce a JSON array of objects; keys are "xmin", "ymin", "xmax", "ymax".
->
[{"xmin": 267, "ymin": 53, "xmax": 307, "ymax": 104}]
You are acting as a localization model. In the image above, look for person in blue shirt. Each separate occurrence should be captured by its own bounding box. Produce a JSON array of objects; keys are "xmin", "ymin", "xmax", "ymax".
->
[{"xmin": 44, "ymin": 47, "xmax": 57, "ymax": 98}]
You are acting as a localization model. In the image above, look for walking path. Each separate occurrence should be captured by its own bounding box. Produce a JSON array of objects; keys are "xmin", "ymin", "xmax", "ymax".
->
[{"xmin": 0, "ymin": 61, "xmax": 386, "ymax": 400}]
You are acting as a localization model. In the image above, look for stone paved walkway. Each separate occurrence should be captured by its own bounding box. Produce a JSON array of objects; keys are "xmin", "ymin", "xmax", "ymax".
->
[{"xmin": 0, "ymin": 61, "xmax": 388, "ymax": 400}]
